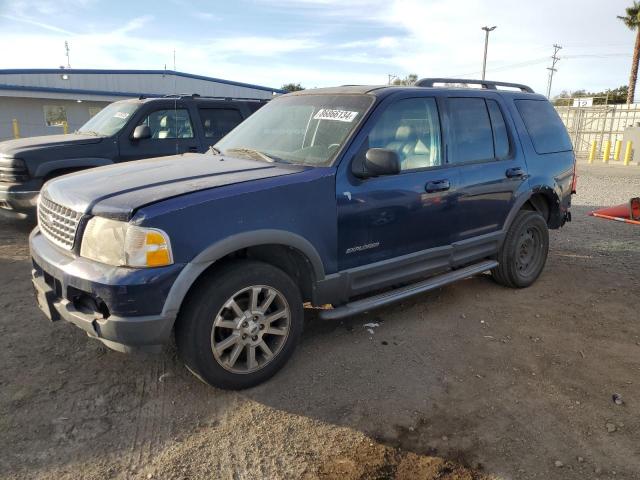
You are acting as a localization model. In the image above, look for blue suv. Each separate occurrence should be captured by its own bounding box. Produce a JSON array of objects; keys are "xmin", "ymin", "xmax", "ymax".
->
[{"xmin": 29, "ymin": 79, "xmax": 576, "ymax": 389}]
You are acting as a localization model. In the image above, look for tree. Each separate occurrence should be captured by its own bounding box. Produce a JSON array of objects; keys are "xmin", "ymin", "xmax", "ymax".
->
[
  {"xmin": 618, "ymin": 2, "xmax": 640, "ymax": 104},
  {"xmin": 552, "ymin": 86, "xmax": 628, "ymax": 106},
  {"xmin": 281, "ymin": 83, "xmax": 305, "ymax": 92},
  {"xmin": 391, "ymin": 74, "xmax": 418, "ymax": 86}
]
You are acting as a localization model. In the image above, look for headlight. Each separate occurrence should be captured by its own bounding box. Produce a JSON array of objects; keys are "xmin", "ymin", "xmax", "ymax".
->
[{"xmin": 80, "ymin": 217, "xmax": 173, "ymax": 267}]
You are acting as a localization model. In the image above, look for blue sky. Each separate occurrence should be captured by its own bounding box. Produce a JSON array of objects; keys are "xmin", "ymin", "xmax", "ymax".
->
[{"xmin": 0, "ymin": 0, "xmax": 637, "ymax": 96}]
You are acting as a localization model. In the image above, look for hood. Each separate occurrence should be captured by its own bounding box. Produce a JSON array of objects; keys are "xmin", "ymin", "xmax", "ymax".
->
[
  {"xmin": 43, "ymin": 153, "xmax": 306, "ymax": 220},
  {"xmin": 0, "ymin": 133, "xmax": 104, "ymax": 158}
]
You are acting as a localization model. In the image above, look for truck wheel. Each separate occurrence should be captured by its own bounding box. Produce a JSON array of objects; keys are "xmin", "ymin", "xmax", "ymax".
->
[
  {"xmin": 492, "ymin": 210, "xmax": 549, "ymax": 288},
  {"xmin": 175, "ymin": 260, "xmax": 303, "ymax": 390}
]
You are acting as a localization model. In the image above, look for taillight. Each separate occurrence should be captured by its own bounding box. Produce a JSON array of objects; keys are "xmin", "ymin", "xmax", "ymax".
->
[{"xmin": 571, "ymin": 159, "xmax": 577, "ymax": 194}]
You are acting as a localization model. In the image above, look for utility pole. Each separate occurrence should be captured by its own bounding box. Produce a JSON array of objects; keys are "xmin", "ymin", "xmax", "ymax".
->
[
  {"xmin": 387, "ymin": 74, "xmax": 397, "ymax": 85},
  {"xmin": 546, "ymin": 44, "xmax": 562, "ymax": 99},
  {"xmin": 64, "ymin": 41, "xmax": 71, "ymax": 69},
  {"xmin": 481, "ymin": 26, "xmax": 496, "ymax": 80}
]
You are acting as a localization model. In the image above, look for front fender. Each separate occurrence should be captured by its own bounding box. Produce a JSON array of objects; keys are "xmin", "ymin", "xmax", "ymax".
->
[
  {"xmin": 34, "ymin": 157, "xmax": 114, "ymax": 178},
  {"xmin": 160, "ymin": 229, "xmax": 325, "ymax": 318}
]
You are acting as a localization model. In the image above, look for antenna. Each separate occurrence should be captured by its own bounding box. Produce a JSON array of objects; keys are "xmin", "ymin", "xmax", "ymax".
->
[
  {"xmin": 172, "ymin": 48, "xmax": 178, "ymax": 155},
  {"xmin": 546, "ymin": 44, "xmax": 562, "ymax": 99},
  {"xmin": 64, "ymin": 41, "xmax": 71, "ymax": 69}
]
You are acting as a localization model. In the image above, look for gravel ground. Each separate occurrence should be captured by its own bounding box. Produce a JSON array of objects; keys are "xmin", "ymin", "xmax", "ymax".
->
[{"xmin": 0, "ymin": 163, "xmax": 639, "ymax": 480}]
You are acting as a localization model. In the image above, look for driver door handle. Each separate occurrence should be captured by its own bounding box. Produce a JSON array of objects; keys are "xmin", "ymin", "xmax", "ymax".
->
[
  {"xmin": 187, "ymin": 146, "xmax": 199, "ymax": 152},
  {"xmin": 425, "ymin": 179, "xmax": 450, "ymax": 193}
]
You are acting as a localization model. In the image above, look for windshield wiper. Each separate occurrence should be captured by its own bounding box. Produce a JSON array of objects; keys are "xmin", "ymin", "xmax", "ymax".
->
[
  {"xmin": 225, "ymin": 147, "xmax": 277, "ymax": 163},
  {"xmin": 77, "ymin": 130, "xmax": 101, "ymax": 136},
  {"xmin": 209, "ymin": 145, "xmax": 222, "ymax": 155}
]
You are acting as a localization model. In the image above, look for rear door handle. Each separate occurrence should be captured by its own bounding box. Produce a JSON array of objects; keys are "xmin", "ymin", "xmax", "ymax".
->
[
  {"xmin": 505, "ymin": 167, "xmax": 526, "ymax": 179},
  {"xmin": 425, "ymin": 179, "xmax": 450, "ymax": 193}
]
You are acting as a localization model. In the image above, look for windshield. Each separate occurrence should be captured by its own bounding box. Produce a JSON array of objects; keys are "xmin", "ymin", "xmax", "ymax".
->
[
  {"xmin": 78, "ymin": 102, "xmax": 140, "ymax": 136},
  {"xmin": 216, "ymin": 94, "xmax": 374, "ymax": 166}
]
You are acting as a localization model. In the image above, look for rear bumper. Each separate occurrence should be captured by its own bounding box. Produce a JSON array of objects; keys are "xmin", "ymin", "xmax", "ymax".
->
[
  {"xmin": 0, "ymin": 183, "xmax": 39, "ymax": 215},
  {"xmin": 30, "ymin": 228, "xmax": 184, "ymax": 353}
]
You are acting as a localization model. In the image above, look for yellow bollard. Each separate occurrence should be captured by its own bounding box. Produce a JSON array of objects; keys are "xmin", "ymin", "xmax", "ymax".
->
[
  {"xmin": 62, "ymin": 121, "xmax": 69, "ymax": 134},
  {"xmin": 602, "ymin": 140, "xmax": 611, "ymax": 163},
  {"xmin": 614, "ymin": 139, "xmax": 622, "ymax": 161},
  {"xmin": 588, "ymin": 140, "xmax": 597, "ymax": 164},
  {"xmin": 624, "ymin": 141, "xmax": 633, "ymax": 166},
  {"xmin": 12, "ymin": 119, "xmax": 20, "ymax": 139}
]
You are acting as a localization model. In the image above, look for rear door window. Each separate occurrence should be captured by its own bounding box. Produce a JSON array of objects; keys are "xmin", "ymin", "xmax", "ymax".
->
[
  {"xmin": 515, "ymin": 99, "xmax": 572, "ymax": 154},
  {"xmin": 448, "ymin": 98, "xmax": 494, "ymax": 163},
  {"xmin": 199, "ymin": 108, "xmax": 244, "ymax": 142}
]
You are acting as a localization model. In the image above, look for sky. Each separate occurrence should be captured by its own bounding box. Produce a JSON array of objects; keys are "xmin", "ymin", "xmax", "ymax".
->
[{"xmin": 0, "ymin": 0, "xmax": 637, "ymax": 97}]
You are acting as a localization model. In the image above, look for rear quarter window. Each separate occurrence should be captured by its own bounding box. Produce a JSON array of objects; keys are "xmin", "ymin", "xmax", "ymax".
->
[{"xmin": 515, "ymin": 99, "xmax": 572, "ymax": 154}]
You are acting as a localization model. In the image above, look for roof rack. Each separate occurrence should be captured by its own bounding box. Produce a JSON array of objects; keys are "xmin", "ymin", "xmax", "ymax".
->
[
  {"xmin": 138, "ymin": 93, "xmax": 269, "ymax": 102},
  {"xmin": 415, "ymin": 78, "xmax": 534, "ymax": 93},
  {"xmin": 194, "ymin": 96, "xmax": 270, "ymax": 102},
  {"xmin": 162, "ymin": 93, "xmax": 201, "ymax": 98}
]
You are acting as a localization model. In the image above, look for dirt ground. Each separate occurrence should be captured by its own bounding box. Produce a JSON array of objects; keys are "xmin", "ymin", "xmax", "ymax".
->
[{"xmin": 0, "ymin": 163, "xmax": 639, "ymax": 480}]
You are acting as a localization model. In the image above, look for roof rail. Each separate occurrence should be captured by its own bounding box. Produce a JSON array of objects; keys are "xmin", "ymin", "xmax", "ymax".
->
[
  {"xmin": 415, "ymin": 78, "xmax": 534, "ymax": 93},
  {"xmin": 162, "ymin": 93, "xmax": 201, "ymax": 98},
  {"xmin": 138, "ymin": 94, "xmax": 269, "ymax": 102},
  {"xmin": 194, "ymin": 96, "xmax": 270, "ymax": 102}
]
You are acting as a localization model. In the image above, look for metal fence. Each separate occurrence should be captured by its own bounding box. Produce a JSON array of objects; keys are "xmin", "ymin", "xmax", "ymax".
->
[{"xmin": 555, "ymin": 103, "xmax": 640, "ymax": 157}]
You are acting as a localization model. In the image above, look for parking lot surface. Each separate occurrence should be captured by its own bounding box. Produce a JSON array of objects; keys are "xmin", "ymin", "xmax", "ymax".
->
[{"xmin": 0, "ymin": 164, "xmax": 639, "ymax": 480}]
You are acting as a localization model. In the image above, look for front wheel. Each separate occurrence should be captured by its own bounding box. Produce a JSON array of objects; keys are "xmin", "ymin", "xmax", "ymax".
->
[
  {"xmin": 176, "ymin": 260, "xmax": 303, "ymax": 390},
  {"xmin": 492, "ymin": 210, "xmax": 549, "ymax": 288}
]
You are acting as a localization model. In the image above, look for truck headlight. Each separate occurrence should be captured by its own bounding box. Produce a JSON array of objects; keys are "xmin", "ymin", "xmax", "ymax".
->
[{"xmin": 80, "ymin": 217, "xmax": 173, "ymax": 267}]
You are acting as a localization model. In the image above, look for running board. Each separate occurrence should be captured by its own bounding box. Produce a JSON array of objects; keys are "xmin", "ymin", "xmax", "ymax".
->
[{"xmin": 319, "ymin": 260, "xmax": 498, "ymax": 320}]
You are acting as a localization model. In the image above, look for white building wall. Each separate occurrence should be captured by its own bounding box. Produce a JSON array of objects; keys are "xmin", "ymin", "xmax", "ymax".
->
[{"xmin": 0, "ymin": 97, "xmax": 109, "ymax": 140}]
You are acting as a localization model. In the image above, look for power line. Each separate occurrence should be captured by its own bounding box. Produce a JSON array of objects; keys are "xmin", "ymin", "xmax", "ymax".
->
[
  {"xmin": 444, "ymin": 51, "xmax": 630, "ymax": 80},
  {"xmin": 546, "ymin": 44, "xmax": 562, "ymax": 99}
]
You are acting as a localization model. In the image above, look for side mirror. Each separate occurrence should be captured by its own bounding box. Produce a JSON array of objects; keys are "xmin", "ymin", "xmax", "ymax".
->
[
  {"xmin": 132, "ymin": 125, "xmax": 151, "ymax": 140},
  {"xmin": 363, "ymin": 148, "xmax": 400, "ymax": 177}
]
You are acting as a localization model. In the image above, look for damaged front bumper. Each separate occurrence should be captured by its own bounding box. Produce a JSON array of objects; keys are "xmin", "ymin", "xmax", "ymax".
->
[{"xmin": 29, "ymin": 228, "xmax": 184, "ymax": 353}]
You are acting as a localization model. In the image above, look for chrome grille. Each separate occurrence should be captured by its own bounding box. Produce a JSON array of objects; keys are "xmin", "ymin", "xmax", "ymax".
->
[
  {"xmin": 0, "ymin": 165, "xmax": 28, "ymax": 182},
  {"xmin": 38, "ymin": 196, "xmax": 83, "ymax": 250}
]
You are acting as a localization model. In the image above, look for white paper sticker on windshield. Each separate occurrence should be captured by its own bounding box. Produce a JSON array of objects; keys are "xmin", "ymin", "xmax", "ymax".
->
[
  {"xmin": 314, "ymin": 109, "xmax": 358, "ymax": 122},
  {"xmin": 113, "ymin": 112, "xmax": 130, "ymax": 119}
]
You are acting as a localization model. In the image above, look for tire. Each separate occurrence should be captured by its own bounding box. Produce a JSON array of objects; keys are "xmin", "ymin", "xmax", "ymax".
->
[
  {"xmin": 492, "ymin": 210, "xmax": 549, "ymax": 288},
  {"xmin": 175, "ymin": 260, "xmax": 303, "ymax": 390}
]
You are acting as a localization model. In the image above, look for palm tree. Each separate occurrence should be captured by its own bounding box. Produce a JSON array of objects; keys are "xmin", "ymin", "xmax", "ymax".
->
[{"xmin": 618, "ymin": 2, "xmax": 640, "ymax": 104}]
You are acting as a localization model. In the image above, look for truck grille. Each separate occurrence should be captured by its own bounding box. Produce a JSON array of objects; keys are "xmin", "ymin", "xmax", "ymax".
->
[
  {"xmin": 38, "ymin": 196, "xmax": 83, "ymax": 250},
  {"xmin": 0, "ymin": 164, "xmax": 28, "ymax": 182}
]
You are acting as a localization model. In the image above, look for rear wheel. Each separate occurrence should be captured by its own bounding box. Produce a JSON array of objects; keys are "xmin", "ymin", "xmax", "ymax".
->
[
  {"xmin": 175, "ymin": 260, "xmax": 303, "ymax": 390},
  {"xmin": 492, "ymin": 210, "xmax": 549, "ymax": 288}
]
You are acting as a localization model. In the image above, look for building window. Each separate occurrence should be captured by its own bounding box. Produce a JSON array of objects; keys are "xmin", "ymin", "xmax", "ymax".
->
[
  {"xmin": 88, "ymin": 106, "xmax": 103, "ymax": 118},
  {"xmin": 43, "ymin": 105, "xmax": 67, "ymax": 127}
]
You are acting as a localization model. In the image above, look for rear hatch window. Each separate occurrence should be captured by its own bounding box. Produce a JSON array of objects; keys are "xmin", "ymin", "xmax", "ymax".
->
[{"xmin": 515, "ymin": 99, "xmax": 572, "ymax": 154}]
